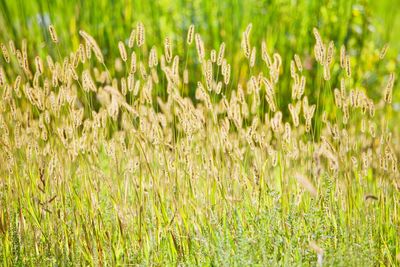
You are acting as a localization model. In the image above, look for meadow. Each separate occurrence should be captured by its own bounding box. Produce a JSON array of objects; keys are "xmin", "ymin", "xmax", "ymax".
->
[{"xmin": 0, "ymin": 0, "xmax": 400, "ymax": 265}]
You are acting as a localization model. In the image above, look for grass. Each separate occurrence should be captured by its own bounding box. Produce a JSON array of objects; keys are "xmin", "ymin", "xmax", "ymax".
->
[{"xmin": 0, "ymin": 0, "xmax": 400, "ymax": 266}]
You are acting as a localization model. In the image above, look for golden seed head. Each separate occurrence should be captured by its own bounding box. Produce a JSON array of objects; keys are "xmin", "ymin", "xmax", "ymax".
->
[
  {"xmin": 35, "ymin": 56, "xmax": 43, "ymax": 74},
  {"xmin": 118, "ymin": 41, "xmax": 127, "ymax": 62},
  {"xmin": 79, "ymin": 30, "xmax": 104, "ymax": 63},
  {"xmin": 340, "ymin": 45, "xmax": 346, "ymax": 68},
  {"xmin": 130, "ymin": 51, "xmax": 137, "ymax": 74},
  {"xmin": 48, "ymin": 25, "xmax": 59, "ymax": 43},
  {"xmin": 217, "ymin": 42, "xmax": 225, "ymax": 66},
  {"xmin": 164, "ymin": 37, "xmax": 172, "ymax": 63},
  {"xmin": 128, "ymin": 29, "xmax": 136, "ymax": 48},
  {"xmin": 187, "ymin": 24, "xmax": 195, "ymax": 45},
  {"xmin": 1, "ymin": 43, "xmax": 10, "ymax": 63},
  {"xmin": 136, "ymin": 22, "xmax": 145, "ymax": 47},
  {"xmin": 384, "ymin": 73, "xmax": 395, "ymax": 104},
  {"xmin": 195, "ymin": 33, "xmax": 205, "ymax": 61},
  {"xmin": 250, "ymin": 47, "xmax": 256, "ymax": 67},
  {"xmin": 294, "ymin": 54, "xmax": 303, "ymax": 72},
  {"xmin": 345, "ymin": 55, "xmax": 351, "ymax": 77}
]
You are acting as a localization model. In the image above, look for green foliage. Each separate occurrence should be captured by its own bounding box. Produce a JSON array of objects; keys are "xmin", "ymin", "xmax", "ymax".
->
[{"xmin": 0, "ymin": 0, "xmax": 400, "ymax": 266}]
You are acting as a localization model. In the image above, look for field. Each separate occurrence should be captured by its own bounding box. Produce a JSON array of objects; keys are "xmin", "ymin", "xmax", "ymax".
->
[{"xmin": 0, "ymin": 0, "xmax": 400, "ymax": 266}]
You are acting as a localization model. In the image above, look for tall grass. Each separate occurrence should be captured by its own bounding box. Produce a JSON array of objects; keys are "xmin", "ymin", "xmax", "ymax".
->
[{"xmin": 0, "ymin": 1, "xmax": 400, "ymax": 266}]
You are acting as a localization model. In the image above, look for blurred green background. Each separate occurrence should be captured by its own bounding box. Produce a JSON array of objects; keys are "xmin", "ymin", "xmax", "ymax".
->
[
  {"xmin": 1, "ymin": 0, "xmax": 400, "ymax": 51},
  {"xmin": 0, "ymin": 0, "xmax": 399, "ymax": 110}
]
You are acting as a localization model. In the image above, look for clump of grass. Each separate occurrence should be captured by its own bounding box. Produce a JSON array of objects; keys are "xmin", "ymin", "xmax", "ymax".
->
[{"xmin": 0, "ymin": 21, "xmax": 399, "ymax": 265}]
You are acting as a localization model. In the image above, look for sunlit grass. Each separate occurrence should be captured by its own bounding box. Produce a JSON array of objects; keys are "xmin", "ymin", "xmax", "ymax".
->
[{"xmin": 0, "ymin": 1, "xmax": 400, "ymax": 266}]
